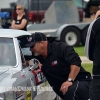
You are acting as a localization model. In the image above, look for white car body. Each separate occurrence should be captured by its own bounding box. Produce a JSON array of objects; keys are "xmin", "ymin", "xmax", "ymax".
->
[{"xmin": 0, "ymin": 29, "xmax": 56, "ymax": 100}]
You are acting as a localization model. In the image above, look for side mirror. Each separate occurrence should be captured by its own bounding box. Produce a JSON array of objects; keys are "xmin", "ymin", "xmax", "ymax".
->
[{"xmin": 29, "ymin": 58, "xmax": 39, "ymax": 71}]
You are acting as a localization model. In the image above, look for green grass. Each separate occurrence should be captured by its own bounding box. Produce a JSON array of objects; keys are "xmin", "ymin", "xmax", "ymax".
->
[
  {"xmin": 74, "ymin": 46, "xmax": 85, "ymax": 56},
  {"xmin": 74, "ymin": 46, "xmax": 93, "ymax": 73},
  {"xmin": 73, "ymin": 46, "xmax": 93, "ymax": 73},
  {"xmin": 82, "ymin": 63, "xmax": 93, "ymax": 74}
]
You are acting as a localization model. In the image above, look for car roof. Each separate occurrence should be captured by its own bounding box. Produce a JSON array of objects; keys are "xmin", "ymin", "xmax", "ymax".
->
[{"xmin": 0, "ymin": 29, "xmax": 31, "ymax": 38}]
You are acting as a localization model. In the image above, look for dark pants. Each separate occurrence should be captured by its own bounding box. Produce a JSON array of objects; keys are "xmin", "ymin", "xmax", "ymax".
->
[
  {"xmin": 90, "ymin": 77, "xmax": 100, "ymax": 100},
  {"xmin": 63, "ymin": 81, "xmax": 90, "ymax": 100}
]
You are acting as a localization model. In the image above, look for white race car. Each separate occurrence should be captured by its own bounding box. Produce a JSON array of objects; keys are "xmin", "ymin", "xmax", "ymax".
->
[{"xmin": 0, "ymin": 29, "xmax": 57, "ymax": 100}]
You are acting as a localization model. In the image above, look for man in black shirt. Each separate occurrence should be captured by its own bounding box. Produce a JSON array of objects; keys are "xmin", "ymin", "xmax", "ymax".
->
[
  {"xmin": 26, "ymin": 32, "xmax": 91, "ymax": 100},
  {"xmin": 85, "ymin": 16, "xmax": 100, "ymax": 100}
]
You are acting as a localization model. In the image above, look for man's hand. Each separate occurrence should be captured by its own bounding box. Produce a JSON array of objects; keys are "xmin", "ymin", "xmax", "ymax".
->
[
  {"xmin": 26, "ymin": 60, "xmax": 29, "ymax": 66},
  {"xmin": 60, "ymin": 81, "xmax": 73, "ymax": 95},
  {"xmin": 38, "ymin": 62, "xmax": 43, "ymax": 69}
]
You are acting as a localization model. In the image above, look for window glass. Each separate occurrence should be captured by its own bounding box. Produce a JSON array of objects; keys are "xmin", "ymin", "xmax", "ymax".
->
[
  {"xmin": 0, "ymin": 38, "xmax": 16, "ymax": 66},
  {"xmin": 17, "ymin": 36, "xmax": 32, "ymax": 58}
]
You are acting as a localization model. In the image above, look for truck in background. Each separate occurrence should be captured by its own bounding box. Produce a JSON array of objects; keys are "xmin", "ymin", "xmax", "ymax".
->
[
  {"xmin": 0, "ymin": 0, "xmax": 99, "ymax": 46},
  {"xmin": 27, "ymin": 0, "xmax": 99, "ymax": 47},
  {"xmin": 15, "ymin": 0, "xmax": 86, "ymax": 23},
  {"xmin": 0, "ymin": 0, "xmax": 91, "ymax": 24}
]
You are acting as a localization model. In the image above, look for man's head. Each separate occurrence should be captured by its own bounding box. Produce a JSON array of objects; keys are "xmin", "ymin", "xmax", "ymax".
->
[{"xmin": 26, "ymin": 32, "xmax": 47, "ymax": 56}]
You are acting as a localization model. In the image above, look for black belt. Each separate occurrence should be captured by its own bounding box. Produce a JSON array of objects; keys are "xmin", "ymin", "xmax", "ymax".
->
[{"xmin": 93, "ymin": 75, "xmax": 100, "ymax": 79}]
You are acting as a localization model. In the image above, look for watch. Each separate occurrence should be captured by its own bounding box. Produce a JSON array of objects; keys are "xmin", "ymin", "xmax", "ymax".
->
[{"xmin": 68, "ymin": 78, "xmax": 74, "ymax": 83}]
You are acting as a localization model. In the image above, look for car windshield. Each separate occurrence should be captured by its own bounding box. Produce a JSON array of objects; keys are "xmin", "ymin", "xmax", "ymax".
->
[{"xmin": 0, "ymin": 38, "xmax": 16, "ymax": 67}]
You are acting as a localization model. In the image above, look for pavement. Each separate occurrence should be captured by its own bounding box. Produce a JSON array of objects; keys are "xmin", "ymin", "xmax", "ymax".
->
[{"xmin": 80, "ymin": 56, "xmax": 93, "ymax": 64}]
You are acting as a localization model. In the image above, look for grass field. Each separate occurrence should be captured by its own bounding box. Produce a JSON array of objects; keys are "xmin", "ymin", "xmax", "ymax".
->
[
  {"xmin": 82, "ymin": 63, "xmax": 93, "ymax": 73},
  {"xmin": 74, "ymin": 46, "xmax": 85, "ymax": 56},
  {"xmin": 74, "ymin": 46, "xmax": 93, "ymax": 73}
]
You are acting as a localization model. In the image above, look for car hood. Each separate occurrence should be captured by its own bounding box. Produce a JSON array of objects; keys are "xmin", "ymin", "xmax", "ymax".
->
[{"xmin": 0, "ymin": 69, "xmax": 17, "ymax": 93}]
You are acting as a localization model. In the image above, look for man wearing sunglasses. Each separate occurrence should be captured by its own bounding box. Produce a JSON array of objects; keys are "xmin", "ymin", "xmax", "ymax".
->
[{"xmin": 26, "ymin": 32, "xmax": 91, "ymax": 100}]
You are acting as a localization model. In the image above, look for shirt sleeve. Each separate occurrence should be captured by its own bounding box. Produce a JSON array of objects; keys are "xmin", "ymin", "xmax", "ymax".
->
[
  {"xmin": 22, "ymin": 15, "xmax": 28, "ymax": 21},
  {"xmin": 92, "ymin": 19, "xmax": 100, "ymax": 68},
  {"xmin": 58, "ymin": 43, "xmax": 82, "ymax": 67}
]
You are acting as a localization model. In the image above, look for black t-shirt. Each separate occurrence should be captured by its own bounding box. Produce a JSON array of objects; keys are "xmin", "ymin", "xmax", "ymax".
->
[
  {"xmin": 14, "ymin": 15, "xmax": 28, "ymax": 31},
  {"xmin": 32, "ymin": 41, "xmax": 91, "ymax": 98},
  {"xmin": 88, "ymin": 17, "xmax": 100, "ymax": 75}
]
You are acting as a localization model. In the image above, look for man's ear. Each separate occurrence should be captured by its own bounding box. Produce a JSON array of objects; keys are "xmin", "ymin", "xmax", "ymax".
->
[{"xmin": 40, "ymin": 41, "xmax": 43, "ymax": 46}]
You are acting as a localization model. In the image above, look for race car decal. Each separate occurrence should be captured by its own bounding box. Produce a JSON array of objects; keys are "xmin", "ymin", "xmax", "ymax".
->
[
  {"xmin": 16, "ymin": 91, "xmax": 24, "ymax": 99},
  {"xmin": 26, "ymin": 91, "xmax": 31, "ymax": 100}
]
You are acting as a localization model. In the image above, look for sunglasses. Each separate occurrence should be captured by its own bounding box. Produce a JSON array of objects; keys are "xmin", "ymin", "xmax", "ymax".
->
[
  {"xmin": 30, "ymin": 42, "xmax": 41, "ymax": 48},
  {"xmin": 16, "ymin": 8, "xmax": 22, "ymax": 10}
]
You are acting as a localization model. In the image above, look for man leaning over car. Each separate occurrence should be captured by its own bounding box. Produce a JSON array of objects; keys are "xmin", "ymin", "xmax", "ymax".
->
[{"xmin": 26, "ymin": 32, "xmax": 92, "ymax": 100}]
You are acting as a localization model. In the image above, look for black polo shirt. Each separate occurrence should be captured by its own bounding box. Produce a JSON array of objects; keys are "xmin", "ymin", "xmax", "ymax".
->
[
  {"xmin": 85, "ymin": 16, "xmax": 100, "ymax": 75},
  {"xmin": 33, "ymin": 41, "xmax": 91, "ymax": 97},
  {"xmin": 37, "ymin": 42, "xmax": 90, "ymax": 83}
]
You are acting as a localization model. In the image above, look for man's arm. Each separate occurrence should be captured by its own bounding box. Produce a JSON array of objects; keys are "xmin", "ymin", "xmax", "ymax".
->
[
  {"xmin": 58, "ymin": 43, "xmax": 81, "ymax": 79},
  {"xmin": 94, "ymin": 10, "xmax": 100, "ymax": 19},
  {"xmin": 60, "ymin": 65, "xmax": 80, "ymax": 95},
  {"xmin": 11, "ymin": 19, "xmax": 27, "ymax": 29},
  {"xmin": 58, "ymin": 43, "xmax": 81, "ymax": 95},
  {"xmin": 11, "ymin": 20, "xmax": 15, "ymax": 29},
  {"xmin": 68, "ymin": 65, "xmax": 80, "ymax": 81}
]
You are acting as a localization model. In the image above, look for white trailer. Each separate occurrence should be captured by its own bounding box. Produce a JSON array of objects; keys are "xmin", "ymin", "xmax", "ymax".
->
[
  {"xmin": 27, "ymin": 0, "xmax": 91, "ymax": 46},
  {"xmin": 27, "ymin": 22, "xmax": 90, "ymax": 47}
]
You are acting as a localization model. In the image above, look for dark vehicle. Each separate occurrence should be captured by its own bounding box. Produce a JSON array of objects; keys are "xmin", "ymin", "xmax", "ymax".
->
[{"xmin": 13, "ymin": 0, "xmax": 52, "ymax": 23}]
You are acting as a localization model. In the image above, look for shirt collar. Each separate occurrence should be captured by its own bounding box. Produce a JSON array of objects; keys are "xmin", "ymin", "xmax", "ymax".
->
[
  {"xmin": 33, "ymin": 42, "xmax": 53, "ymax": 59},
  {"xmin": 47, "ymin": 42, "xmax": 53, "ymax": 55}
]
